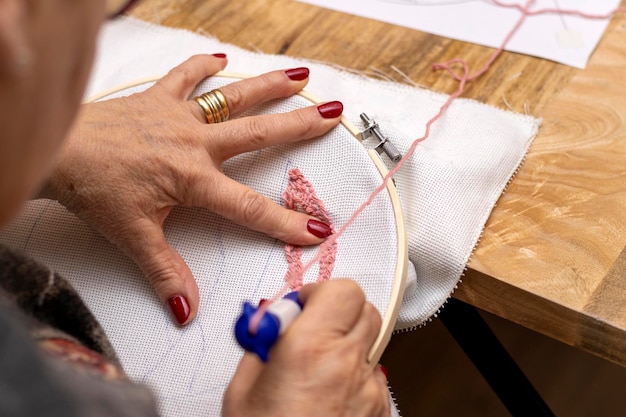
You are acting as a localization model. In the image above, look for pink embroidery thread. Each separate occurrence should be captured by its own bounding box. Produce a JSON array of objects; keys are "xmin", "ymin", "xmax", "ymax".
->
[
  {"xmin": 282, "ymin": 168, "xmax": 337, "ymax": 290},
  {"xmin": 283, "ymin": 0, "xmax": 626, "ymax": 290},
  {"xmin": 247, "ymin": 1, "xmax": 626, "ymax": 334}
]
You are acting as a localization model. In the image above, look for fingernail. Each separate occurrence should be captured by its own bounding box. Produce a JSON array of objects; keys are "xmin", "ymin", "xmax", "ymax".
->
[
  {"xmin": 307, "ymin": 219, "xmax": 333, "ymax": 238},
  {"xmin": 212, "ymin": 53, "xmax": 227, "ymax": 58},
  {"xmin": 285, "ymin": 67, "xmax": 310, "ymax": 81},
  {"xmin": 380, "ymin": 364, "xmax": 389, "ymax": 379},
  {"xmin": 317, "ymin": 101, "xmax": 343, "ymax": 119},
  {"xmin": 167, "ymin": 295, "xmax": 190, "ymax": 325}
]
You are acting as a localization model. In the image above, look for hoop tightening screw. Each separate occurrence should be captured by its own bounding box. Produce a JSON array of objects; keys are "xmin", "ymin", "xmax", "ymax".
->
[{"xmin": 359, "ymin": 113, "xmax": 402, "ymax": 163}]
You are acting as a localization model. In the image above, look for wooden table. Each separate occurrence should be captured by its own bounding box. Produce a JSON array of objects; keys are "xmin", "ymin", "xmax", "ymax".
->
[{"xmin": 130, "ymin": 0, "xmax": 626, "ymax": 366}]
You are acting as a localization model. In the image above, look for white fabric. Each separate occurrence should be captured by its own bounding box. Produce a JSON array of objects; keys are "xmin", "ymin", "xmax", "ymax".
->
[
  {"xmin": 0, "ymin": 17, "xmax": 540, "ymax": 417},
  {"xmin": 1, "ymin": 82, "xmax": 399, "ymax": 417}
]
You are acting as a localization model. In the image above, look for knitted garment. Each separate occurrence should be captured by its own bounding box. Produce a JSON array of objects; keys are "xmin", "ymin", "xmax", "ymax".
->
[{"xmin": 0, "ymin": 245, "xmax": 159, "ymax": 417}]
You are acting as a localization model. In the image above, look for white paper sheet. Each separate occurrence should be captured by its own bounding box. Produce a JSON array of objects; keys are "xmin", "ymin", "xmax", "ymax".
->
[{"xmin": 296, "ymin": 0, "xmax": 621, "ymax": 68}]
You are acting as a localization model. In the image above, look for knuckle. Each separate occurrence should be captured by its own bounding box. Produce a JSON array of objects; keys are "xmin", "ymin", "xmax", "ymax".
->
[
  {"xmin": 333, "ymin": 279, "xmax": 366, "ymax": 301},
  {"xmin": 224, "ymin": 85, "xmax": 244, "ymax": 112},
  {"xmin": 363, "ymin": 381, "xmax": 390, "ymax": 416},
  {"xmin": 244, "ymin": 117, "xmax": 270, "ymax": 147},
  {"xmin": 363, "ymin": 301, "xmax": 381, "ymax": 321},
  {"xmin": 143, "ymin": 257, "xmax": 182, "ymax": 295},
  {"xmin": 258, "ymin": 74, "xmax": 279, "ymax": 95},
  {"xmin": 168, "ymin": 65, "xmax": 195, "ymax": 85},
  {"xmin": 147, "ymin": 266, "xmax": 177, "ymax": 289},
  {"xmin": 291, "ymin": 109, "xmax": 318, "ymax": 138},
  {"xmin": 239, "ymin": 189, "xmax": 269, "ymax": 224},
  {"xmin": 281, "ymin": 336, "xmax": 328, "ymax": 365},
  {"xmin": 290, "ymin": 339, "xmax": 323, "ymax": 360},
  {"xmin": 363, "ymin": 302, "xmax": 383, "ymax": 330},
  {"xmin": 190, "ymin": 54, "xmax": 209, "ymax": 64}
]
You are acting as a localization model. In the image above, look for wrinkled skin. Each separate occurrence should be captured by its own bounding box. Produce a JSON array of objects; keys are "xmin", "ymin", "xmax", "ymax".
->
[
  {"xmin": 223, "ymin": 280, "xmax": 390, "ymax": 417},
  {"xmin": 0, "ymin": 1, "xmax": 390, "ymax": 415},
  {"xmin": 42, "ymin": 55, "xmax": 342, "ymax": 325}
]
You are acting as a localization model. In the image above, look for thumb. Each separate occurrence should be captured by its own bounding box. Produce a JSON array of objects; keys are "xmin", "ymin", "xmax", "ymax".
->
[
  {"xmin": 229, "ymin": 353, "xmax": 265, "ymax": 395},
  {"xmin": 223, "ymin": 353, "xmax": 266, "ymax": 415},
  {"xmin": 120, "ymin": 218, "xmax": 200, "ymax": 326}
]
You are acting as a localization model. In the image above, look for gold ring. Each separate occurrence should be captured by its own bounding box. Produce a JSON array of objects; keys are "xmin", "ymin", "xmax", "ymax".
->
[{"xmin": 194, "ymin": 89, "xmax": 230, "ymax": 124}]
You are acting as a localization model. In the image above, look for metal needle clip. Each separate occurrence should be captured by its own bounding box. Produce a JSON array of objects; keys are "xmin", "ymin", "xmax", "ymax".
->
[{"xmin": 359, "ymin": 113, "xmax": 402, "ymax": 163}]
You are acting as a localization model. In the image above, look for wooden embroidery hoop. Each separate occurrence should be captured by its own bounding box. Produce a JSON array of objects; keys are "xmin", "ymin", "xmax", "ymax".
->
[{"xmin": 88, "ymin": 71, "xmax": 408, "ymax": 364}]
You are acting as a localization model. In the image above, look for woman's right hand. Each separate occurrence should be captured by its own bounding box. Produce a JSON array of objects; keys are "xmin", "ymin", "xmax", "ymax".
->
[{"xmin": 222, "ymin": 279, "xmax": 390, "ymax": 417}]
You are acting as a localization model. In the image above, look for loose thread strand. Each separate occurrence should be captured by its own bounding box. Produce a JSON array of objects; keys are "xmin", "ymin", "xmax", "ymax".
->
[{"xmin": 247, "ymin": 1, "xmax": 625, "ymax": 334}]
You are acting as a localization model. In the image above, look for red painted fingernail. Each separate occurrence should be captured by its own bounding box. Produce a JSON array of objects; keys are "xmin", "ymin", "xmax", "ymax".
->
[
  {"xmin": 317, "ymin": 101, "xmax": 343, "ymax": 119},
  {"xmin": 167, "ymin": 295, "xmax": 190, "ymax": 326},
  {"xmin": 285, "ymin": 67, "xmax": 310, "ymax": 81},
  {"xmin": 212, "ymin": 53, "xmax": 227, "ymax": 58},
  {"xmin": 380, "ymin": 364, "xmax": 389, "ymax": 379},
  {"xmin": 307, "ymin": 219, "xmax": 333, "ymax": 238}
]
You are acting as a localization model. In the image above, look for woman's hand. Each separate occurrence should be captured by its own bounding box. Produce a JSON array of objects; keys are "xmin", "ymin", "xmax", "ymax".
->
[
  {"xmin": 223, "ymin": 280, "xmax": 390, "ymax": 417},
  {"xmin": 41, "ymin": 54, "xmax": 344, "ymax": 325}
]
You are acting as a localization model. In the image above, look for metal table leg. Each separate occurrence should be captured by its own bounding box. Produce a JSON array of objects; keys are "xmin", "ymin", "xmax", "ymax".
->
[{"xmin": 439, "ymin": 298, "xmax": 555, "ymax": 417}]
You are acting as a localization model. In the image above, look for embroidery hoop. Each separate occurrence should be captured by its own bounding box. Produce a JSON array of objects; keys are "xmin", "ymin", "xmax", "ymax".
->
[{"xmin": 89, "ymin": 71, "xmax": 408, "ymax": 363}]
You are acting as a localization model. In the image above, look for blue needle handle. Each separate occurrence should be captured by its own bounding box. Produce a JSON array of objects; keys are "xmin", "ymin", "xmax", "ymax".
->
[{"xmin": 234, "ymin": 291, "xmax": 302, "ymax": 362}]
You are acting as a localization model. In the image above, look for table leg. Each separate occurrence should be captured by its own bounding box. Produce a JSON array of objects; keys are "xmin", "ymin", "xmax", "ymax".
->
[{"xmin": 439, "ymin": 298, "xmax": 555, "ymax": 417}]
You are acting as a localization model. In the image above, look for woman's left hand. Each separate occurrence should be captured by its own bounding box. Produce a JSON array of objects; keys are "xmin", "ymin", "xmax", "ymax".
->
[{"xmin": 41, "ymin": 54, "xmax": 343, "ymax": 325}]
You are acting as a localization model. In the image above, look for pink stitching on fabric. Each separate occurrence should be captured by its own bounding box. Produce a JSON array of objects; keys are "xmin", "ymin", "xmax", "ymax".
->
[{"xmin": 282, "ymin": 168, "xmax": 337, "ymax": 290}]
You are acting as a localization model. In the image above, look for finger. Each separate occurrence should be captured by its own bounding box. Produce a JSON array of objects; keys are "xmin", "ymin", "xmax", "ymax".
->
[
  {"xmin": 375, "ymin": 364, "xmax": 389, "ymax": 386},
  {"xmin": 372, "ymin": 376, "xmax": 392, "ymax": 417},
  {"xmin": 188, "ymin": 68, "xmax": 311, "ymax": 122},
  {"xmin": 222, "ymin": 353, "xmax": 265, "ymax": 414},
  {"xmin": 296, "ymin": 280, "xmax": 367, "ymax": 337},
  {"xmin": 190, "ymin": 174, "xmax": 333, "ymax": 245},
  {"xmin": 206, "ymin": 101, "xmax": 343, "ymax": 161},
  {"xmin": 152, "ymin": 54, "xmax": 228, "ymax": 100},
  {"xmin": 377, "ymin": 370, "xmax": 392, "ymax": 417},
  {"xmin": 350, "ymin": 367, "xmax": 390, "ymax": 417},
  {"xmin": 119, "ymin": 218, "xmax": 200, "ymax": 326},
  {"xmin": 346, "ymin": 301, "xmax": 382, "ymax": 359},
  {"xmin": 227, "ymin": 353, "xmax": 265, "ymax": 397}
]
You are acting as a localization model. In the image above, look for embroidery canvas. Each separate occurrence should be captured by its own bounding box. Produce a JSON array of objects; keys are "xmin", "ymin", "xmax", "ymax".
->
[{"xmin": 0, "ymin": 17, "xmax": 542, "ymax": 417}]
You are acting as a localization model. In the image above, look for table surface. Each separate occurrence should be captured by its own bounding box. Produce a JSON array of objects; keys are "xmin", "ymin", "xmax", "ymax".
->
[{"xmin": 130, "ymin": 0, "xmax": 626, "ymax": 366}]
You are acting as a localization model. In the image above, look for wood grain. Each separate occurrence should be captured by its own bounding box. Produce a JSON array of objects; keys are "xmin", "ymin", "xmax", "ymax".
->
[
  {"xmin": 130, "ymin": 0, "xmax": 626, "ymax": 365},
  {"xmin": 457, "ymin": 9, "xmax": 626, "ymax": 365},
  {"xmin": 129, "ymin": 0, "xmax": 574, "ymax": 112}
]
